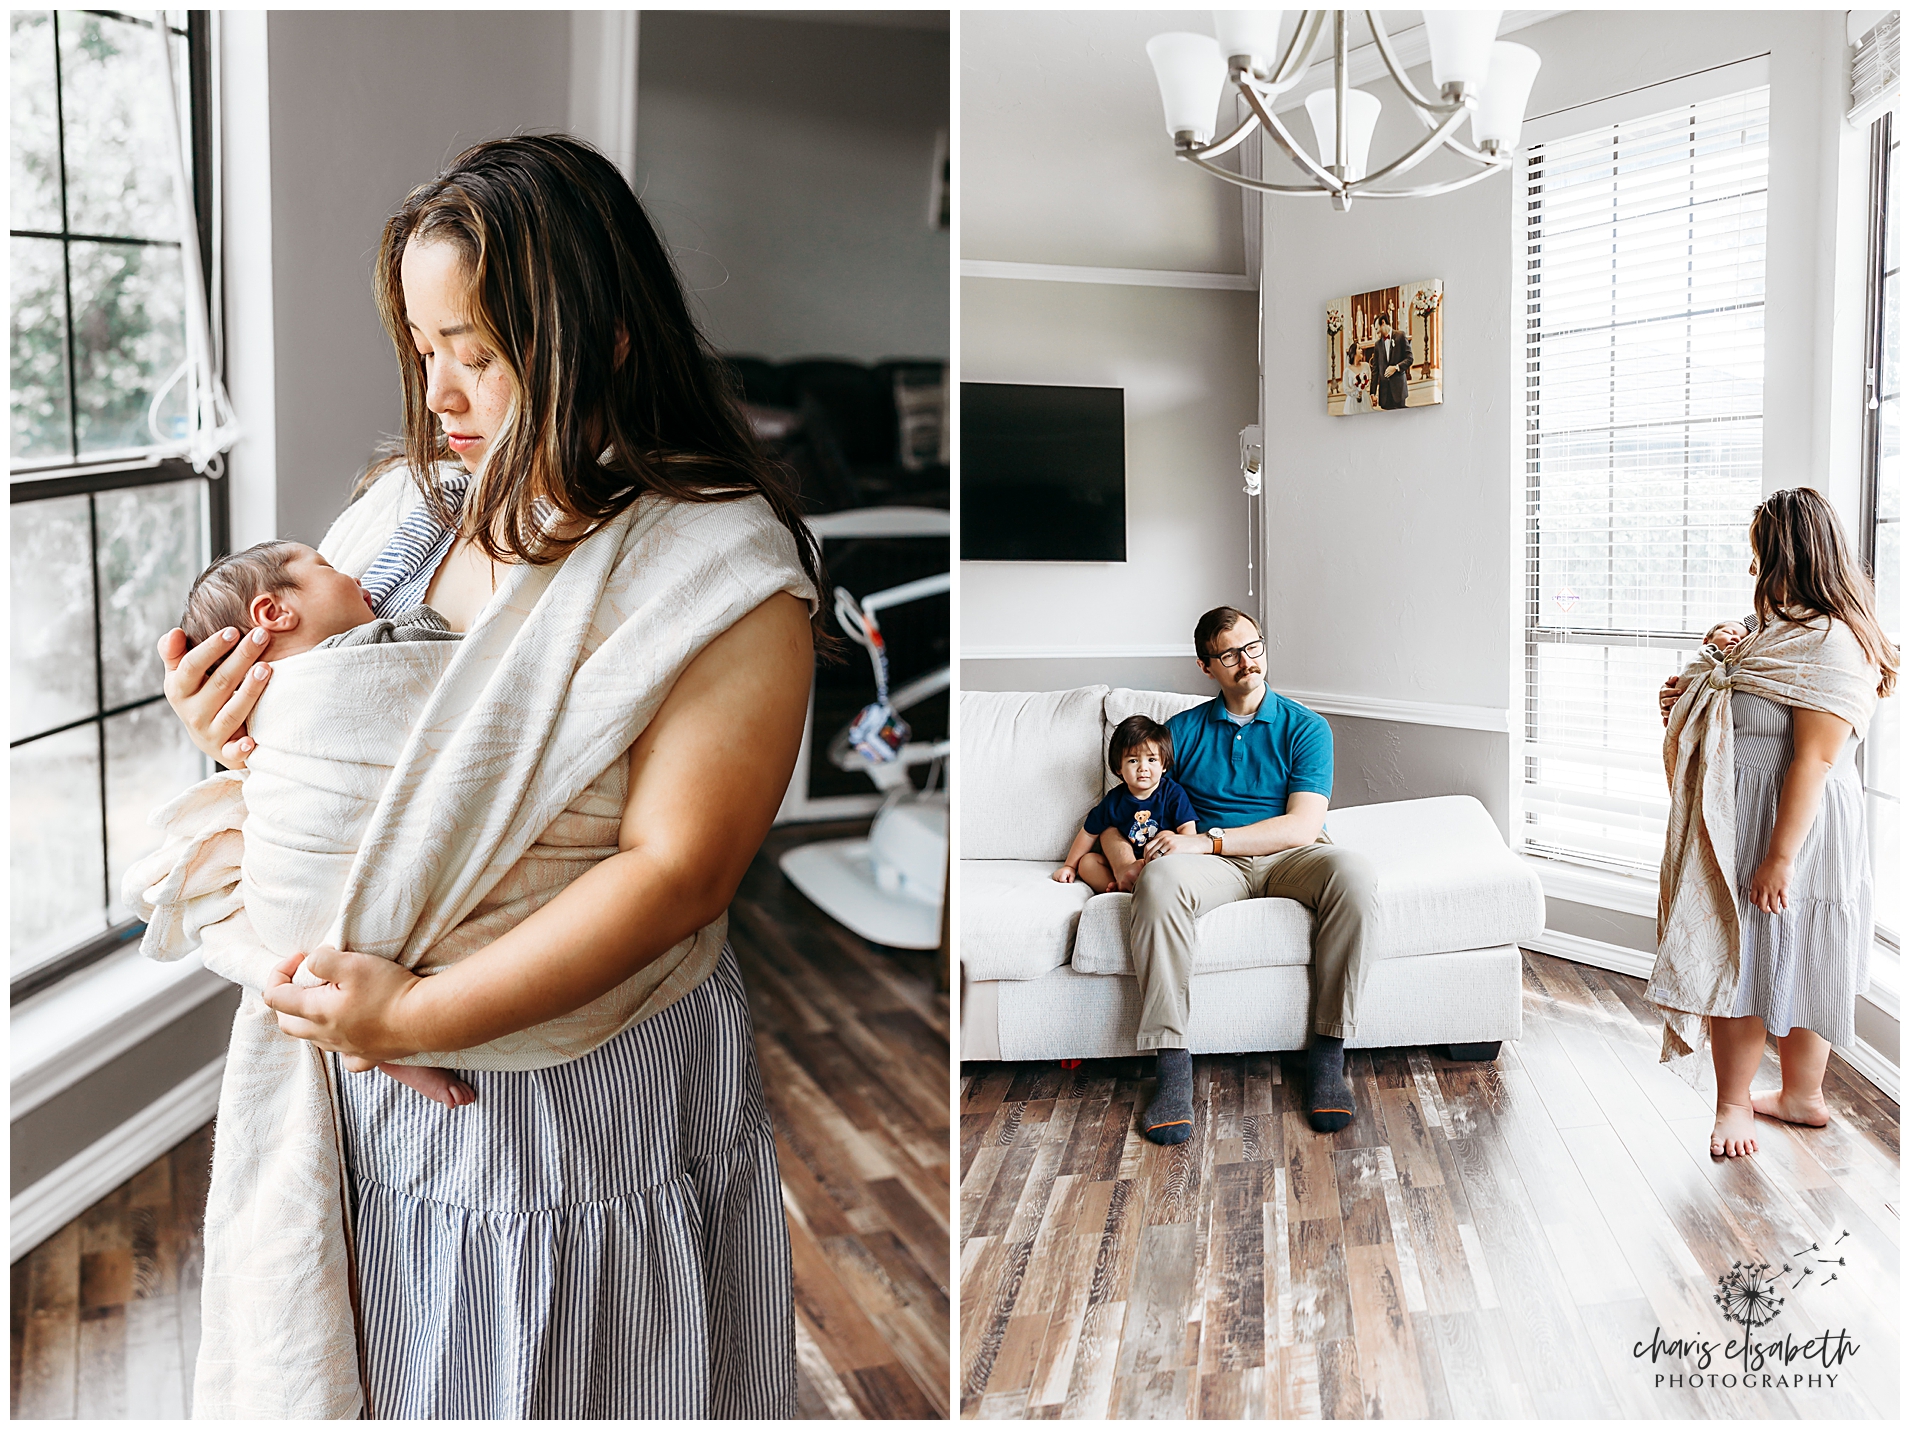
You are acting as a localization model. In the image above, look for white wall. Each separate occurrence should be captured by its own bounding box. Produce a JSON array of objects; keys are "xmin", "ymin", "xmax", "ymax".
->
[
  {"xmin": 960, "ymin": 278, "xmax": 1260, "ymax": 669},
  {"xmin": 961, "ymin": 9, "xmax": 1247, "ymax": 273},
  {"xmin": 959, "ymin": 11, "xmax": 1261, "ymax": 689},
  {"xmin": 634, "ymin": 11, "xmax": 949, "ymax": 362}
]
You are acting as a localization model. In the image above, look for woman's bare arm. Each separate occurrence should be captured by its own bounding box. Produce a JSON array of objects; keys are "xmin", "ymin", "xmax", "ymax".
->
[
  {"xmin": 261, "ymin": 592, "xmax": 813, "ymax": 1060},
  {"xmin": 1746, "ymin": 707, "xmax": 1852, "ymax": 914}
]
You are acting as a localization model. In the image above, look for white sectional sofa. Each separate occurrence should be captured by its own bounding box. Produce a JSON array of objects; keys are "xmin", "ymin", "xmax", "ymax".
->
[{"xmin": 959, "ymin": 686, "xmax": 1545, "ymax": 1063}]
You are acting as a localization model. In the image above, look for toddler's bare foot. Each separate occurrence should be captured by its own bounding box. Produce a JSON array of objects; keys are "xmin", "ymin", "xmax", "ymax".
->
[
  {"xmin": 377, "ymin": 1062, "xmax": 475, "ymax": 1108},
  {"xmin": 1710, "ymin": 1102, "xmax": 1758, "ymax": 1157},
  {"xmin": 1751, "ymin": 1087, "xmax": 1829, "ymax": 1128}
]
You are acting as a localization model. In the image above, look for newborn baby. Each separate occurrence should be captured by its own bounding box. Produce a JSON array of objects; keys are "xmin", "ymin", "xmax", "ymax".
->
[
  {"xmin": 1659, "ymin": 617, "xmax": 1754, "ymax": 725},
  {"xmin": 178, "ymin": 540, "xmax": 470, "ymax": 1107},
  {"xmin": 180, "ymin": 540, "xmax": 459, "ymax": 660},
  {"xmin": 1703, "ymin": 618, "xmax": 1749, "ymax": 655}
]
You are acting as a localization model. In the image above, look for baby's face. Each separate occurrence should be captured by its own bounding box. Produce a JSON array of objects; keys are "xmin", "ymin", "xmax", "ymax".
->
[
  {"xmin": 1706, "ymin": 622, "xmax": 1748, "ymax": 651},
  {"xmin": 1119, "ymin": 745, "xmax": 1166, "ymax": 798},
  {"xmin": 262, "ymin": 546, "xmax": 375, "ymax": 655}
]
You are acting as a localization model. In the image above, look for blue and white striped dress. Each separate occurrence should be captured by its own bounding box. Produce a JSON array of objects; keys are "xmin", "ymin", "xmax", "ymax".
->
[
  {"xmin": 1727, "ymin": 690, "xmax": 1872, "ymax": 1045},
  {"xmin": 337, "ymin": 477, "xmax": 797, "ymax": 1418}
]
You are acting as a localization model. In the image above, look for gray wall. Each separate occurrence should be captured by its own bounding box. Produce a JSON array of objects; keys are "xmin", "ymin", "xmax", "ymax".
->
[
  {"xmin": 635, "ymin": 11, "xmax": 949, "ymax": 362},
  {"xmin": 1254, "ymin": 10, "xmax": 1861, "ymax": 953},
  {"xmin": 234, "ymin": 10, "xmax": 576, "ymax": 547},
  {"xmin": 10, "ymin": 987, "xmax": 239, "ymax": 1196}
]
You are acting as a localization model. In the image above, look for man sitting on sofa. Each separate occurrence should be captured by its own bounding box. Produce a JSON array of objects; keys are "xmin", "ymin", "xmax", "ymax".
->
[{"xmin": 1131, "ymin": 606, "xmax": 1379, "ymax": 1144}]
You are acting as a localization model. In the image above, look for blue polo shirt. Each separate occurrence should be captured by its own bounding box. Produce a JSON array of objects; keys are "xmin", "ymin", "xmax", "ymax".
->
[{"xmin": 1164, "ymin": 692, "xmax": 1333, "ymax": 828}]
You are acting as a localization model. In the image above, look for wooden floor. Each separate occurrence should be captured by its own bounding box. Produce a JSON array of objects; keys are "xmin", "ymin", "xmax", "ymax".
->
[
  {"xmin": 959, "ymin": 951, "xmax": 1899, "ymax": 1420},
  {"xmin": 13, "ymin": 819, "xmax": 950, "ymax": 1422}
]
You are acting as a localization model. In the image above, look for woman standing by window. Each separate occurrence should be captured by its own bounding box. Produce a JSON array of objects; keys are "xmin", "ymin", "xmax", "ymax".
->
[
  {"xmin": 1652, "ymin": 487, "xmax": 1897, "ymax": 1159},
  {"xmin": 157, "ymin": 135, "xmax": 819, "ymax": 1417}
]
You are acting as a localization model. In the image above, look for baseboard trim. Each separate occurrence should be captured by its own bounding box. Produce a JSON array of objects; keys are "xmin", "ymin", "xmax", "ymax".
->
[
  {"xmin": 1525, "ymin": 927, "xmax": 1654, "ymax": 979},
  {"xmin": 1527, "ymin": 929, "xmax": 1901, "ymax": 1104},
  {"xmin": 10, "ymin": 1054, "xmax": 223, "ymax": 1263},
  {"xmin": 1835, "ymin": 1036, "xmax": 1901, "ymax": 1102}
]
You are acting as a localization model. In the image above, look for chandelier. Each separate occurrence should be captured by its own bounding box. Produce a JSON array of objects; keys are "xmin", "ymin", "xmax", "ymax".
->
[{"xmin": 1147, "ymin": 10, "xmax": 1543, "ymax": 210}]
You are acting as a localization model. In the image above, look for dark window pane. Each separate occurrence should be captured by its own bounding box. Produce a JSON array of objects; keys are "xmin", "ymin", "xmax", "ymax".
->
[
  {"xmin": 105, "ymin": 701, "xmax": 205, "ymax": 922},
  {"xmin": 9, "ymin": 235, "xmax": 72, "ymax": 463},
  {"xmin": 69, "ymin": 239, "xmax": 187, "ymax": 456},
  {"xmin": 97, "ymin": 478, "xmax": 205, "ymax": 708},
  {"xmin": 57, "ymin": 11, "xmax": 184, "ymax": 242},
  {"xmin": 10, "ymin": 725, "xmax": 107, "ymax": 974},
  {"xmin": 10, "ymin": 492, "xmax": 96, "ymax": 741},
  {"xmin": 9, "ymin": 11, "xmax": 62, "ymax": 233}
]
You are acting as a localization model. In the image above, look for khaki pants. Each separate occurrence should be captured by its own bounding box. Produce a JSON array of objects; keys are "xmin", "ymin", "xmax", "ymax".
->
[{"xmin": 1127, "ymin": 843, "xmax": 1379, "ymax": 1051}]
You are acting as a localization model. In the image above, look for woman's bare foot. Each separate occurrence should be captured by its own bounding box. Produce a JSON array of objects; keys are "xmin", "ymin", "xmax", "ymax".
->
[
  {"xmin": 377, "ymin": 1062, "xmax": 475, "ymax": 1108},
  {"xmin": 1751, "ymin": 1087, "xmax": 1829, "ymax": 1128},
  {"xmin": 1710, "ymin": 1102, "xmax": 1758, "ymax": 1157}
]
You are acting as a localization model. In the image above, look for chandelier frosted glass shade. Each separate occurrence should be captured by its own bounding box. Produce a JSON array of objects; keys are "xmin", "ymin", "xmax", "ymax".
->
[
  {"xmin": 1144, "ymin": 9, "xmax": 1542, "ymax": 208},
  {"xmin": 1471, "ymin": 41, "xmax": 1542, "ymax": 150},
  {"xmin": 1146, "ymin": 31, "xmax": 1227, "ymax": 142},
  {"xmin": 1423, "ymin": 9, "xmax": 1502, "ymax": 97},
  {"xmin": 1304, "ymin": 87, "xmax": 1382, "ymax": 180},
  {"xmin": 1213, "ymin": 10, "xmax": 1287, "ymax": 73}
]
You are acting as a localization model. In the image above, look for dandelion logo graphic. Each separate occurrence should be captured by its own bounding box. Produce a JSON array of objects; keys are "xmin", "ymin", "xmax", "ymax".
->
[{"xmin": 1715, "ymin": 1263, "xmax": 1785, "ymax": 1328}]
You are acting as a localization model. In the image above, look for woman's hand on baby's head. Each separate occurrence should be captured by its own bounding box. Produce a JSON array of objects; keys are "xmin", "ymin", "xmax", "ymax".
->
[{"xmin": 158, "ymin": 624, "xmax": 271, "ymax": 769}]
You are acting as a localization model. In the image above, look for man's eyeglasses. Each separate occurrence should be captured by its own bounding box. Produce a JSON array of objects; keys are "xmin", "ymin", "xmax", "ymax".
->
[{"xmin": 1207, "ymin": 638, "xmax": 1265, "ymax": 669}]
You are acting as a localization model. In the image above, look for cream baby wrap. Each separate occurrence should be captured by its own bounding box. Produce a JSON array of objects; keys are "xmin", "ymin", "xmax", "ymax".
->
[
  {"xmin": 1647, "ymin": 614, "xmax": 1880, "ymax": 1066},
  {"xmin": 124, "ymin": 472, "xmax": 814, "ymax": 1419}
]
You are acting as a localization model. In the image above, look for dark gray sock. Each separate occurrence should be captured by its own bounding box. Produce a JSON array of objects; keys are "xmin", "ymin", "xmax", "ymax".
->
[
  {"xmin": 1143, "ymin": 1048, "xmax": 1194, "ymax": 1145},
  {"xmin": 1306, "ymin": 1034, "xmax": 1354, "ymax": 1133}
]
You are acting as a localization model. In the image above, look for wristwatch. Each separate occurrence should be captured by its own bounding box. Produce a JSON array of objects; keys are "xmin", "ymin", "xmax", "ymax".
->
[{"xmin": 1208, "ymin": 828, "xmax": 1225, "ymax": 855}]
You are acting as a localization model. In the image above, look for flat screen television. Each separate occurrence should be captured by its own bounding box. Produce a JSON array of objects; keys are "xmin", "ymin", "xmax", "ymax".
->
[{"xmin": 960, "ymin": 382, "xmax": 1125, "ymax": 561}]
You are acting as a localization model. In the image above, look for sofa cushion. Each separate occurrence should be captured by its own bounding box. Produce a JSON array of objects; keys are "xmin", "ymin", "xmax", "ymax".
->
[
  {"xmin": 1071, "ymin": 889, "xmax": 1315, "ymax": 975},
  {"xmin": 959, "ymin": 687, "xmax": 1109, "ymax": 861},
  {"xmin": 959, "ymin": 859, "xmax": 1092, "ymax": 981},
  {"xmin": 1061, "ymin": 796, "xmax": 1543, "ymax": 976},
  {"xmin": 1323, "ymin": 795, "xmax": 1544, "ymax": 959}
]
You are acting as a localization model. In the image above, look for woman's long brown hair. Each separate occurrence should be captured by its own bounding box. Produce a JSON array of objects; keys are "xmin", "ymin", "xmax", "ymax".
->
[
  {"xmin": 1749, "ymin": 486, "xmax": 1898, "ymax": 698},
  {"xmin": 366, "ymin": 134, "xmax": 828, "ymax": 632}
]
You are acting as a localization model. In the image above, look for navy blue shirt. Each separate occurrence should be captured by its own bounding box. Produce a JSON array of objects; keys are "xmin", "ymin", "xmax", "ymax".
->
[
  {"xmin": 1082, "ymin": 775, "xmax": 1199, "ymax": 855},
  {"xmin": 1164, "ymin": 692, "xmax": 1333, "ymax": 828}
]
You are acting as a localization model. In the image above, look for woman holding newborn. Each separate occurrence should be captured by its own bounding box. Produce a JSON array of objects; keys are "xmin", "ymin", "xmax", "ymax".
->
[
  {"xmin": 155, "ymin": 137, "xmax": 817, "ymax": 1417},
  {"xmin": 1650, "ymin": 487, "xmax": 1896, "ymax": 1160}
]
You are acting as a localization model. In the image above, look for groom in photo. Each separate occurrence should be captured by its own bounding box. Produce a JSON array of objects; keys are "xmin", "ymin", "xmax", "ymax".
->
[
  {"xmin": 1372, "ymin": 313, "xmax": 1412, "ymax": 410},
  {"xmin": 1127, "ymin": 606, "xmax": 1380, "ymax": 1144}
]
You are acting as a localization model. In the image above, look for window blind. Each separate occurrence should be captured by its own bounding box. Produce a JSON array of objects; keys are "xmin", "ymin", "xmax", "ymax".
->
[{"xmin": 1522, "ymin": 87, "xmax": 1770, "ymax": 874}]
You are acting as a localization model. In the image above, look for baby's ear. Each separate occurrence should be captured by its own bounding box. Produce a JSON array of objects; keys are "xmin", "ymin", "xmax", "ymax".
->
[{"xmin": 248, "ymin": 589, "xmax": 299, "ymax": 632}]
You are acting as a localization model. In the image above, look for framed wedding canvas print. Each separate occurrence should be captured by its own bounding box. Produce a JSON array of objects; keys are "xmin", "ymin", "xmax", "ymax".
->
[{"xmin": 1326, "ymin": 278, "xmax": 1444, "ymax": 416}]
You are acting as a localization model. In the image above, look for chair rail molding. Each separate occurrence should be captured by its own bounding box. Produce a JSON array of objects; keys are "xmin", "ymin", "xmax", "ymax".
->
[
  {"xmin": 961, "ymin": 259, "xmax": 1257, "ymax": 292},
  {"xmin": 958, "ymin": 655, "xmax": 1510, "ymax": 733}
]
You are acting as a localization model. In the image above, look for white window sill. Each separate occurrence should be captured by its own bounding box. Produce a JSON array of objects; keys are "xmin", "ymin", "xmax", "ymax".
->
[
  {"xmin": 9, "ymin": 947, "xmax": 232, "ymax": 1120},
  {"xmin": 1522, "ymin": 853, "xmax": 1659, "ymax": 920}
]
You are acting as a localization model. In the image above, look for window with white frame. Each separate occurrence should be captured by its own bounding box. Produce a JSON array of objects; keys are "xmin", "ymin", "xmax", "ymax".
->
[
  {"xmin": 1861, "ymin": 110, "xmax": 1900, "ymax": 948},
  {"xmin": 9, "ymin": 10, "xmax": 224, "ymax": 996},
  {"xmin": 1521, "ymin": 87, "xmax": 1769, "ymax": 874}
]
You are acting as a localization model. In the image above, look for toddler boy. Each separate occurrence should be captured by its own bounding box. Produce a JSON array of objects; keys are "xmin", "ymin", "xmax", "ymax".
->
[{"xmin": 1053, "ymin": 715, "xmax": 1198, "ymax": 894}]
